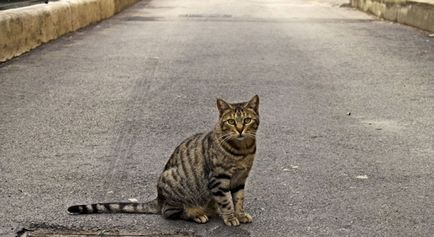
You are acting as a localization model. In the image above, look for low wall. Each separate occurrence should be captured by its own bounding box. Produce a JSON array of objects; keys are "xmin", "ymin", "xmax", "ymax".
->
[
  {"xmin": 351, "ymin": 0, "xmax": 434, "ymax": 33},
  {"xmin": 0, "ymin": 0, "xmax": 141, "ymax": 62}
]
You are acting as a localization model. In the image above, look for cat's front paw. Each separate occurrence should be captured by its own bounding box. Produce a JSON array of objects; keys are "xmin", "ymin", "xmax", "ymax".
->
[
  {"xmin": 236, "ymin": 212, "xmax": 253, "ymax": 223},
  {"xmin": 223, "ymin": 214, "xmax": 240, "ymax": 226},
  {"xmin": 193, "ymin": 215, "xmax": 209, "ymax": 224}
]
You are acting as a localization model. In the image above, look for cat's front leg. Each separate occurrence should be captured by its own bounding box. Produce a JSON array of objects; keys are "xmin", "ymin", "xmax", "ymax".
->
[
  {"xmin": 208, "ymin": 173, "xmax": 239, "ymax": 226},
  {"xmin": 232, "ymin": 184, "xmax": 253, "ymax": 223}
]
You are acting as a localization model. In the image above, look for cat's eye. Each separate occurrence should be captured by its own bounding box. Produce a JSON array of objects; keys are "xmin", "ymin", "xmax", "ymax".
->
[
  {"xmin": 244, "ymin": 118, "xmax": 252, "ymax": 124},
  {"xmin": 227, "ymin": 119, "xmax": 236, "ymax": 125}
]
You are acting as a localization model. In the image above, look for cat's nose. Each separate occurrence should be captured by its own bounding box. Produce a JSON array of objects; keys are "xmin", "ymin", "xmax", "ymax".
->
[{"xmin": 236, "ymin": 123, "xmax": 243, "ymax": 132}]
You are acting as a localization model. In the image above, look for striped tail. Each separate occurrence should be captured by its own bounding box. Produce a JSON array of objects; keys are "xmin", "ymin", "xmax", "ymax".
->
[{"xmin": 67, "ymin": 198, "xmax": 160, "ymax": 214}]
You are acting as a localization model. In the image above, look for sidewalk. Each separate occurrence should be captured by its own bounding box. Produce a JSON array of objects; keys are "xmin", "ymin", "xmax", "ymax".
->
[
  {"xmin": 0, "ymin": 0, "xmax": 141, "ymax": 62},
  {"xmin": 351, "ymin": 0, "xmax": 434, "ymax": 32}
]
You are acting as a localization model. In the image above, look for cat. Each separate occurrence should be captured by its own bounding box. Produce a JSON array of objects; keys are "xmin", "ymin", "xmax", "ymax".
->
[{"xmin": 68, "ymin": 95, "xmax": 260, "ymax": 226}]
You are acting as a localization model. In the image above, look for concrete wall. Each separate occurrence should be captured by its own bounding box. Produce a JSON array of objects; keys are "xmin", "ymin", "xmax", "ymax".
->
[
  {"xmin": 0, "ymin": 0, "xmax": 141, "ymax": 62},
  {"xmin": 351, "ymin": 0, "xmax": 434, "ymax": 33}
]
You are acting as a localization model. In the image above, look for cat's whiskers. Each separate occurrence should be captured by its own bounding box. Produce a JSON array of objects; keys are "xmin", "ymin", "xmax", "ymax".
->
[
  {"xmin": 215, "ymin": 134, "xmax": 228, "ymax": 146},
  {"xmin": 219, "ymin": 135, "xmax": 233, "ymax": 146},
  {"xmin": 243, "ymin": 131, "xmax": 257, "ymax": 139}
]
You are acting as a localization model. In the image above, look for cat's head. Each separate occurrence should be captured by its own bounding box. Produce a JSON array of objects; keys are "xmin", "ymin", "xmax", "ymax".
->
[{"xmin": 215, "ymin": 95, "xmax": 259, "ymax": 141}]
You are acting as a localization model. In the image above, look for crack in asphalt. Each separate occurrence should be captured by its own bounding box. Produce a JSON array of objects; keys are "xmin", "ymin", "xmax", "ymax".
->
[{"xmin": 102, "ymin": 58, "xmax": 160, "ymax": 195}]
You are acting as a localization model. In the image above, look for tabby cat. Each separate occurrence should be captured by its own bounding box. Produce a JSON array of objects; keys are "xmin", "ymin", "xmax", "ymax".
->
[{"xmin": 68, "ymin": 95, "xmax": 260, "ymax": 226}]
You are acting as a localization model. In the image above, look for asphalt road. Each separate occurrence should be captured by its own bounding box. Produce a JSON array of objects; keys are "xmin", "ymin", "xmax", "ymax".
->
[{"xmin": 1, "ymin": 0, "xmax": 434, "ymax": 236}]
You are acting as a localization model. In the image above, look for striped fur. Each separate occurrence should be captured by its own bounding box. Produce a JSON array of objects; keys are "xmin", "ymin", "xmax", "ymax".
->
[
  {"xmin": 68, "ymin": 95, "xmax": 260, "ymax": 226},
  {"xmin": 67, "ymin": 199, "xmax": 159, "ymax": 214}
]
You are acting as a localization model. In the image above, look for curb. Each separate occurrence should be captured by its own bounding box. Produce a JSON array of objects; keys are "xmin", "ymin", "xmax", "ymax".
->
[
  {"xmin": 351, "ymin": 0, "xmax": 434, "ymax": 33},
  {"xmin": 0, "ymin": 0, "xmax": 141, "ymax": 62}
]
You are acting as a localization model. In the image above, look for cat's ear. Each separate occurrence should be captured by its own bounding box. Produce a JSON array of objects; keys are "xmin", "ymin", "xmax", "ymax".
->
[
  {"xmin": 245, "ymin": 95, "xmax": 259, "ymax": 113},
  {"xmin": 216, "ymin": 98, "xmax": 232, "ymax": 116}
]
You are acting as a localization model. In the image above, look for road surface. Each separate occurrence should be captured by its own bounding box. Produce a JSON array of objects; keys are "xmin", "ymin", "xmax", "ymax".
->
[{"xmin": 1, "ymin": 0, "xmax": 433, "ymax": 236}]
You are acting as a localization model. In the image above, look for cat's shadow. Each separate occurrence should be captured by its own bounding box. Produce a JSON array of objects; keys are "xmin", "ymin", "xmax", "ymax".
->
[
  {"xmin": 164, "ymin": 217, "xmax": 251, "ymax": 236},
  {"xmin": 199, "ymin": 222, "xmax": 251, "ymax": 237}
]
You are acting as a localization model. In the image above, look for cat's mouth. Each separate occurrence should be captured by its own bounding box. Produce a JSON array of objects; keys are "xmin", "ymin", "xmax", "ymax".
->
[{"xmin": 235, "ymin": 135, "xmax": 245, "ymax": 141}]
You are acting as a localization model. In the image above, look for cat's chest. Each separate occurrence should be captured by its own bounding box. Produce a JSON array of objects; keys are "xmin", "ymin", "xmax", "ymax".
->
[{"xmin": 230, "ymin": 155, "xmax": 254, "ymax": 182}]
